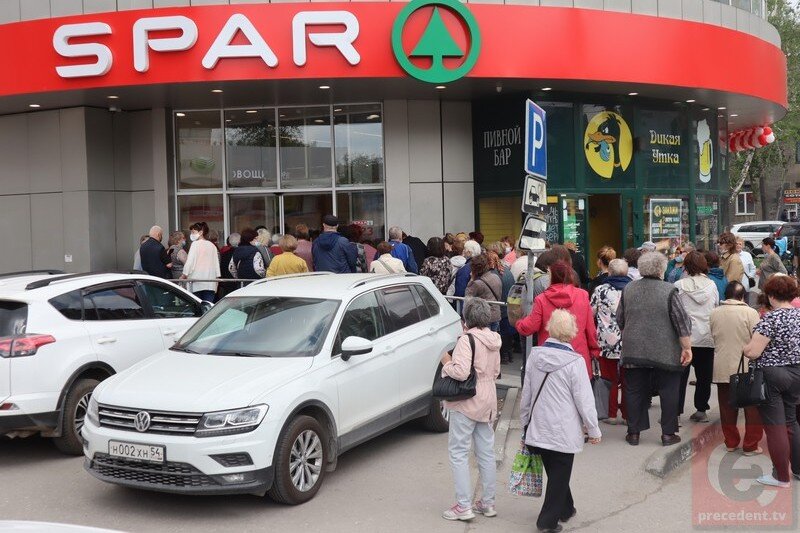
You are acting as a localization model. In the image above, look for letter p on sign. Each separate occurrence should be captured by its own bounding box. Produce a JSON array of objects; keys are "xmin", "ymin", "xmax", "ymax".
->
[{"xmin": 524, "ymin": 99, "xmax": 547, "ymax": 180}]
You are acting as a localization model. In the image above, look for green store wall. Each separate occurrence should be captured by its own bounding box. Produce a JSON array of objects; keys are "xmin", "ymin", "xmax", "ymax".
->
[{"xmin": 472, "ymin": 95, "xmax": 729, "ymax": 259}]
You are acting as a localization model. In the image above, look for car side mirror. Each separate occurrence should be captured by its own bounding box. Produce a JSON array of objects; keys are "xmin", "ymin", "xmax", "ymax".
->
[
  {"xmin": 200, "ymin": 301, "xmax": 213, "ymax": 315},
  {"xmin": 341, "ymin": 336, "xmax": 373, "ymax": 362}
]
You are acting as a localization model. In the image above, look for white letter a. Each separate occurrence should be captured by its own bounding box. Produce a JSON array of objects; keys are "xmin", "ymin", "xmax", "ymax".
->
[{"xmin": 202, "ymin": 14, "xmax": 278, "ymax": 69}]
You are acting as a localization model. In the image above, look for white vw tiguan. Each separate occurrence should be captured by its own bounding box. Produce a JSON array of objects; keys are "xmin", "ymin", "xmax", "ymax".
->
[
  {"xmin": 82, "ymin": 273, "xmax": 462, "ymax": 504},
  {"xmin": 0, "ymin": 271, "xmax": 208, "ymax": 455}
]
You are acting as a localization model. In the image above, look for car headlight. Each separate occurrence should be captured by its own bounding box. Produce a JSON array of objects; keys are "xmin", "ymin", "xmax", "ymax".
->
[
  {"xmin": 86, "ymin": 395, "xmax": 99, "ymax": 427},
  {"xmin": 196, "ymin": 405, "xmax": 269, "ymax": 438}
]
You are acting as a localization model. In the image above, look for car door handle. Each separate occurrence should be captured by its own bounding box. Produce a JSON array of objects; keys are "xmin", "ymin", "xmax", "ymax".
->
[
  {"xmin": 163, "ymin": 329, "xmax": 177, "ymax": 336},
  {"xmin": 383, "ymin": 346, "xmax": 394, "ymax": 354},
  {"xmin": 96, "ymin": 336, "xmax": 117, "ymax": 345}
]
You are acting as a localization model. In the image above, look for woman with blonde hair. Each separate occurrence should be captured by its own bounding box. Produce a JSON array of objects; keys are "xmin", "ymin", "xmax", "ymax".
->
[
  {"xmin": 520, "ymin": 309, "xmax": 601, "ymax": 531},
  {"xmin": 254, "ymin": 227, "xmax": 273, "ymax": 268},
  {"xmin": 167, "ymin": 230, "xmax": 188, "ymax": 279},
  {"xmin": 266, "ymin": 235, "xmax": 310, "ymax": 277},
  {"xmin": 588, "ymin": 246, "xmax": 616, "ymax": 296}
]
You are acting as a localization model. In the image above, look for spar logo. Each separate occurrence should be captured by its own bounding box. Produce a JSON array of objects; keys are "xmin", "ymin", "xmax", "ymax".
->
[{"xmin": 391, "ymin": 0, "xmax": 481, "ymax": 84}]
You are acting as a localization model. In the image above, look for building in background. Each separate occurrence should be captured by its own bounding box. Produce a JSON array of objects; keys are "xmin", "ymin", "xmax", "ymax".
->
[{"xmin": 0, "ymin": 0, "xmax": 786, "ymax": 274}]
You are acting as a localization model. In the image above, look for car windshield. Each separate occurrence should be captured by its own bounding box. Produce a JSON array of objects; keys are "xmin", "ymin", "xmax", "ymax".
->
[{"xmin": 173, "ymin": 296, "xmax": 339, "ymax": 357}]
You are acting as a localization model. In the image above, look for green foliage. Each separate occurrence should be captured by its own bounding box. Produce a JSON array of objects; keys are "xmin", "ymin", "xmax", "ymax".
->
[{"xmin": 730, "ymin": 0, "xmax": 800, "ymax": 202}]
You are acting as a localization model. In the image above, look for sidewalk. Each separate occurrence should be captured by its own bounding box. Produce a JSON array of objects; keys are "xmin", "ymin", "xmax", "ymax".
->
[{"xmin": 465, "ymin": 361, "xmax": 726, "ymax": 532}]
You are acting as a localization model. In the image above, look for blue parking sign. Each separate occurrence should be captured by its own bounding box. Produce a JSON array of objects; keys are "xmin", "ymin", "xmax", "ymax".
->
[{"xmin": 524, "ymin": 100, "xmax": 547, "ymax": 180}]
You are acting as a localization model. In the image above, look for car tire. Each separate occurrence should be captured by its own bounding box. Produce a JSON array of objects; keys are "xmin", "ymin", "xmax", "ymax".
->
[
  {"xmin": 53, "ymin": 378, "xmax": 99, "ymax": 456},
  {"xmin": 421, "ymin": 396, "xmax": 450, "ymax": 433},
  {"xmin": 268, "ymin": 415, "xmax": 327, "ymax": 505}
]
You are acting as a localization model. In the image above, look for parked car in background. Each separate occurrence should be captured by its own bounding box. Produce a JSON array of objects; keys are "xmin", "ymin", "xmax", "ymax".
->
[
  {"xmin": 82, "ymin": 273, "xmax": 461, "ymax": 504},
  {"xmin": 731, "ymin": 220, "xmax": 786, "ymax": 254},
  {"xmin": 731, "ymin": 221, "xmax": 785, "ymax": 252},
  {"xmin": 0, "ymin": 271, "xmax": 208, "ymax": 455}
]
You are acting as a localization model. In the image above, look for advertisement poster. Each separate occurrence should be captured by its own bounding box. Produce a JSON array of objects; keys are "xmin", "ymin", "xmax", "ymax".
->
[{"xmin": 649, "ymin": 198, "xmax": 682, "ymax": 240}]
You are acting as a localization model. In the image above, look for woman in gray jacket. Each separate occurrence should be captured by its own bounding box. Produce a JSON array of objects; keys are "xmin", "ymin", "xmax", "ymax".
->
[{"xmin": 520, "ymin": 310, "xmax": 601, "ymax": 533}]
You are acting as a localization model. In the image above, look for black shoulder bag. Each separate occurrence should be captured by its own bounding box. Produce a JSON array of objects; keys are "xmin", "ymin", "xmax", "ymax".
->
[
  {"xmin": 433, "ymin": 334, "xmax": 477, "ymax": 401},
  {"xmin": 729, "ymin": 354, "xmax": 769, "ymax": 408}
]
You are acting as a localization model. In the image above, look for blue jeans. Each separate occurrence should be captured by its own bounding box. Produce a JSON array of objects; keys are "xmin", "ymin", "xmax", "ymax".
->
[{"xmin": 193, "ymin": 290, "xmax": 216, "ymax": 303}]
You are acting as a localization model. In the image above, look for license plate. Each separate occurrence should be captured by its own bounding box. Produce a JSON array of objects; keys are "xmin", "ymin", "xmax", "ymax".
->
[{"xmin": 108, "ymin": 440, "xmax": 165, "ymax": 463}]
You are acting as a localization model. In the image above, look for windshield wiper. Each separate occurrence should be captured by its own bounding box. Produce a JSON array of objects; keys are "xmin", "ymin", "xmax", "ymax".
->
[
  {"xmin": 215, "ymin": 351, "xmax": 270, "ymax": 358},
  {"xmin": 171, "ymin": 346, "xmax": 200, "ymax": 354}
]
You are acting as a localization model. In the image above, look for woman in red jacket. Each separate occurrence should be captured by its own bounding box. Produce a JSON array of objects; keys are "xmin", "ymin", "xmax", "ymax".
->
[{"xmin": 516, "ymin": 261, "xmax": 600, "ymax": 377}]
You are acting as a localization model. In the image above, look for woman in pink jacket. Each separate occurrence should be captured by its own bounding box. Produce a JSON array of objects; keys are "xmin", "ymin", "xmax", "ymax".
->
[
  {"xmin": 440, "ymin": 298, "xmax": 502, "ymax": 522},
  {"xmin": 516, "ymin": 261, "xmax": 601, "ymax": 378}
]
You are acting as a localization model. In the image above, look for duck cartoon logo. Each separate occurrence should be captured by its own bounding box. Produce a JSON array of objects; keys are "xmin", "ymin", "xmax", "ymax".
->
[{"xmin": 584, "ymin": 111, "xmax": 633, "ymax": 179}]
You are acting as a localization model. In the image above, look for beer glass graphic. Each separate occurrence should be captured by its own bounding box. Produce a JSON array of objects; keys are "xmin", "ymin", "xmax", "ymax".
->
[{"xmin": 698, "ymin": 119, "xmax": 713, "ymax": 183}]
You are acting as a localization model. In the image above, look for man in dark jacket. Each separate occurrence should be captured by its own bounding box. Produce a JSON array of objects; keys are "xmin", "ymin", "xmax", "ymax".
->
[
  {"xmin": 402, "ymin": 232, "xmax": 427, "ymax": 269},
  {"xmin": 313, "ymin": 215, "xmax": 357, "ymax": 273},
  {"xmin": 139, "ymin": 226, "xmax": 172, "ymax": 279},
  {"xmin": 378, "ymin": 226, "xmax": 418, "ymax": 273},
  {"xmin": 566, "ymin": 242, "xmax": 590, "ymax": 289}
]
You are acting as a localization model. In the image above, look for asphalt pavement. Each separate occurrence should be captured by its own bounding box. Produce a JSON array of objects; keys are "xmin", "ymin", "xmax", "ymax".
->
[{"xmin": 0, "ymin": 362, "xmax": 790, "ymax": 532}]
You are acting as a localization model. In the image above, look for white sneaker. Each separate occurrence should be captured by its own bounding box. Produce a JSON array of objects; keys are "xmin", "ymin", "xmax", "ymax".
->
[
  {"xmin": 474, "ymin": 501, "xmax": 497, "ymax": 517},
  {"xmin": 442, "ymin": 504, "xmax": 475, "ymax": 521},
  {"xmin": 757, "ymin": 475, "xmax": 790, "ymax": 488},
  {"xmin": 743, "ymin": 447, "xmax": 763, "ymax": 456}
]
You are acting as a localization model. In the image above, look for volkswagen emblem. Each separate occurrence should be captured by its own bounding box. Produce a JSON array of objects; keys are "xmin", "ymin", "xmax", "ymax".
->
[{"xmin": 134, "ymin": 411, "xmax": 151, "ymax": 432}]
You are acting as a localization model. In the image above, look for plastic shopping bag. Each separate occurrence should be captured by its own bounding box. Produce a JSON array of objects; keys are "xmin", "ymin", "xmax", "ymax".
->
[{"xmin": 508, "ymin": 440, "xmax": 543, "ymax": 497}]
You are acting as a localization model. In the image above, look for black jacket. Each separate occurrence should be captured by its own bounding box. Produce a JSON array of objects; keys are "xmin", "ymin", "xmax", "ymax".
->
[
  {"xmin": 403, "ymin": 236, "xmax": 427, "ymax": 269},
  {"xmin": 139, "ymin": 237, "xmax": 171, "ymax": 279},
  {"xmin": 569, "ymin": 249, "xmax": 591, "ymax": 289}
]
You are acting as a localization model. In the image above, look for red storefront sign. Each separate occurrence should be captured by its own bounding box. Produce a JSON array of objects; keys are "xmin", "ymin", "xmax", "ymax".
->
[
  {"xmin": 784, "ymin": 188, "xmax": 800, "ymax": 204},
  {"xmin": 0, "ymin": 3, "xmax": 787, "ymax": 108}
]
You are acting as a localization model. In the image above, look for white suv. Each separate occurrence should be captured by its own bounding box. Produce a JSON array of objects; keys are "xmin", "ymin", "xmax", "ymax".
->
[
  {"xmin": 0, "ymin": 271, "xmax": 208, "ymax": 455},
  {"xmin": 82, "ymin": 273, "xmax": 462, "ymax": 504},
  {"xmin": 731, "ymin": 221, "xmax": 785, "ymax": 251}
]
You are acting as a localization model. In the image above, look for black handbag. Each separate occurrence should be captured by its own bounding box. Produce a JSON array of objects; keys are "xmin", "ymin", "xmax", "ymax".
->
[
  {"xmin": 433, "ymin": 334, "xmax": 477, "ymax": 401},
  {"xmin": 729, "ymin": 355, "xmax": 770, "ymax": 408}
]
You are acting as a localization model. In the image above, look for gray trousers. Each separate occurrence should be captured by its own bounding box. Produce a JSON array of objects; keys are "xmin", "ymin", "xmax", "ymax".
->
[{"xmin": 448, "ymin": 410, "xmax": 496, "ymax": 508}]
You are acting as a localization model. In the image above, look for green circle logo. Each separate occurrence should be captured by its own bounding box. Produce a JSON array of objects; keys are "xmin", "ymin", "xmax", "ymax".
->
[{"xmin": 391, "ymin": 0, "xmax": 482, "ymax": 84}]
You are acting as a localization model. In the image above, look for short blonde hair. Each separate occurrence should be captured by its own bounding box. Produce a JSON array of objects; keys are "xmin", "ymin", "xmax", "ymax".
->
[
  {"xmin": 545, "ymin": 309, "xmax": 578, "ymax": 342},
  {"xmin": 279, "ymin": 234, "xmax": 298, "ymax": 252},
  {"xmin": 256, "ymin": 228, "xmax": 271, "ymax": 246}
]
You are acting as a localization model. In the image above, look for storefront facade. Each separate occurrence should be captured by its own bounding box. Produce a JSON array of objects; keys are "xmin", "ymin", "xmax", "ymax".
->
[{"xmin": 0, "ymin": 0, "xmax": 787, "ymax": 273}]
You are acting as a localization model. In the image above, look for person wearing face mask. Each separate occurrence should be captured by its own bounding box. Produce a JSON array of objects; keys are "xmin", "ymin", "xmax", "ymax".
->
[
  {"xmin": 181, "ymin": 221, "xmax": 221, "ymax": 302},
  {"xmin": 167, "ymin": 231, "xmax": 188, "ymax": 279},
  {"xmin": 666, "ymin": 242, "xmax": 694, "ymax": 283}
]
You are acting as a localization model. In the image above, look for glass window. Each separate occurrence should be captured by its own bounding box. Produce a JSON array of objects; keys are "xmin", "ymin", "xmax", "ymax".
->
[
  {"xmin": 644, "ymin": 196, "xmax": 689, "ymax": 249},
  {"xmin": 380, "ymin": 286, "xmax": 421, "ymax": 333},
  {"xmin": 229, "ymin": 195, "xmax": 280, "ymax": 235},
  {"xmin": 140, "ymin": 282, "xmax": 201, "ymax": 319},
  {"xmin": 283, "ymin": 193, "xmax": 333, "ymax": 235},
  {"xmin": 336, "ymin": 190, "xmax": 385, "ymax": 242},
  {"xmin": 334, "ymin": 104, "xmax": 384, "ymax": 186},
  {"xmin": 176, "ymin": 111, "xmax": 223, "ymax": 190},
  {"xmin": 49, "ymin": 290, "xmax": 83, "ymax": 320},
  {"xmin": 84, "ymin": 285, "xmax": 146, "ymax": 321},
  {"xmin": 581, "ymin": 104, "xmax": 635, "ymax": 189},
  {"xmin": 0, "ymin": 301, "xmax": 27, "ymax": 335},
  {"xmin": 736, "ymin": 191, "xmax": 755, "ymax": 215},
  {"xmin": 413, "ymin": 285, "xmax": 440, "ymax": 319},
  {"xmin": 334, "ymin": 292, "xmax": 384, "ymax": 354},
  {"xmin": 178, "ymin": 194, "xmax": 224, "ymax": 237},
  {"xmin": 279, "ymin": 107, "xmax": 332, "ymax": 189},
  {"xmin": 225, "ymin": 109, "xmax": 277, "ymax": 189},
  {"xmin": 695, "ymin": 196, "xmax": 720, "ymax": 252},
  {"xmin": 175, "ymin": 296, "xmax": 339, "ymax": 357}
]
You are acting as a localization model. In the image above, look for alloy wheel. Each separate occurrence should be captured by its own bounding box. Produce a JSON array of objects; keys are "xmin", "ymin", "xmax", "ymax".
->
[
  {"xmin": 73, "ymin": 391, "xmax": 92, "ymax": 435},
  {"xmin": 289, "ymin": 429, "xmax": 323, "ymax": 492}
]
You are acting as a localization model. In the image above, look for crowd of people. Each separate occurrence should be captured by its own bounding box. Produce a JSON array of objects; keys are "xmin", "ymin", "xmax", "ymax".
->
[{"xmin": 135, "ymin": 219, "xmax": 800, "ymax": 526}]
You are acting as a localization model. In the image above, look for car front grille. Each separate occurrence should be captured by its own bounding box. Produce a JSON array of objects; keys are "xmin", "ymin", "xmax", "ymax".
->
[
  {"xmin": 98, "ymin": 404, "xmax": 201, "ymax": 435},
  {"xmin": 90, "ymin": 453, "xmax": 217, "ymax": 488}
]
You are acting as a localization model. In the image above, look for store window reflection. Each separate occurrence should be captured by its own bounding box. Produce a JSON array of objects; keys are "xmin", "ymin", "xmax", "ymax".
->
[
  {"xmin": 279, "ymin": 107, "xmax": 332, "ymax": 189},
  {"xmin": 284, "ymin": 194, "xmax": 333, "ymax": 235},
  {"xmin": 225, "ymin": 109, "xmax": 277, "ymax": 189},
  {"xmin": 696, "ymin": 196, "xmax": 721, "ymax": 252},
  {"xmin": 178, "ymin": 195, "xmax": 224, "ymax": 236},
  {"xmin": 337, "ymin": 190, "xmax": 386, "ymax": 242},
  {"xmin": 176, "ymin": 112, "xmax": 223, "ymax": 190},
  {"xmin": 229, "ymin": 195, "xmax": 280, "ymax": 235},
  {"xmin": 334, "ymin": 105, "xmax": 384, "ymax": 186}
]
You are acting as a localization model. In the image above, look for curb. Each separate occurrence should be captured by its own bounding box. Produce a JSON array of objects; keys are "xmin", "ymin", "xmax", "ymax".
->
[
  {"xmin": 644, "ymin": 420, "xmax": 723, "ymax": 478},
  {"xmin": 494, "ymin": 386, "xmax": 519, "ymax": 467}
]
